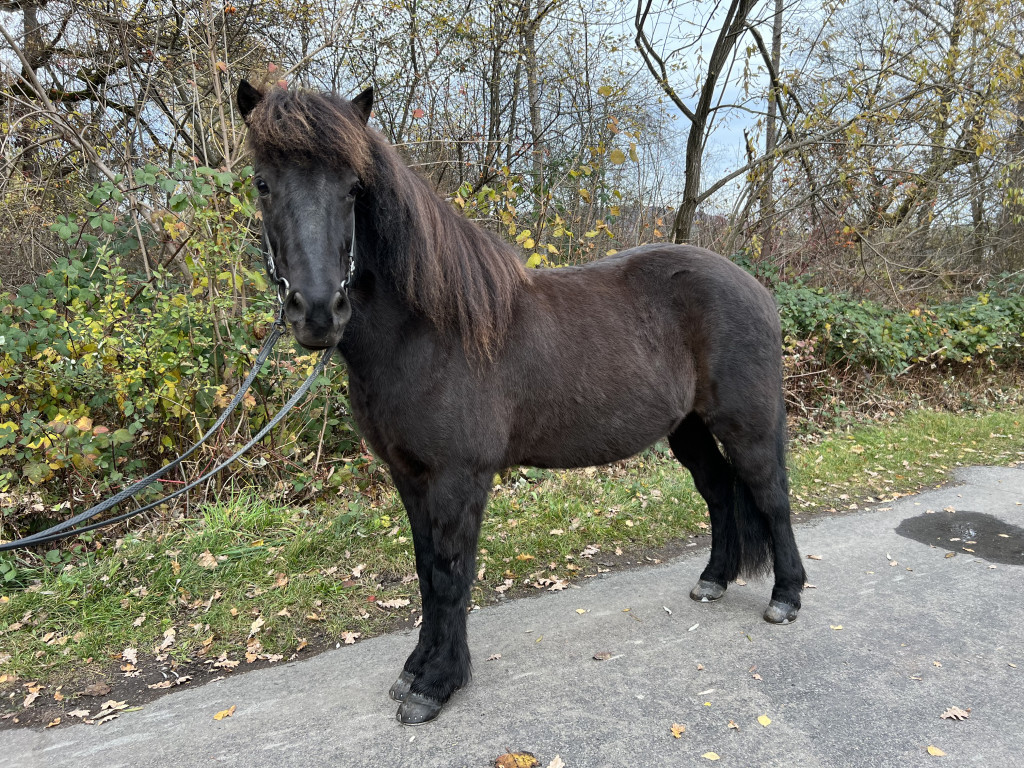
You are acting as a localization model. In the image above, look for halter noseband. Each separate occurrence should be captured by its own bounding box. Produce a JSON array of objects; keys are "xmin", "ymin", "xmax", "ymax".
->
[{"xmin": 262, "ymin": 216, "xmax": 357, "ymax": 324}]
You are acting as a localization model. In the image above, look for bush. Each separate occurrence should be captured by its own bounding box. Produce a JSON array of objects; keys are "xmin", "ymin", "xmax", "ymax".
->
[
  {"xmin": 0, "ymin": 164, "xmax": 362, "ymax": 540},
  {"xmin": 776, "ymin": 279, "xmax": 1024, "ymax": 375}
]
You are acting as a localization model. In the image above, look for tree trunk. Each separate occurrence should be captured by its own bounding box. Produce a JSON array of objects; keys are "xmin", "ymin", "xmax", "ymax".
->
[{"xmin": 759, "ymin": 0, "xmax": 783, "ymax": 267}]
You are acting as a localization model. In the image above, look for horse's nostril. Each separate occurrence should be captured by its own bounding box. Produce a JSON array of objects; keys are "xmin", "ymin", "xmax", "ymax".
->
[
  {"xmin": 287, "ymin": 291, "xmax": 306, "ymax": 312},
  {"xmin": 332, "ymin": 291, "xmax": 346, "ymax": 315}
]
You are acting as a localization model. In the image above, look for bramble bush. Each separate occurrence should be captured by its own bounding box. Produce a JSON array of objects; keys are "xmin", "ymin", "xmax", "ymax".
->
[
  {"xmin": 776, "ymin": 279, "xmax": 1024, "ymax": 374},
  {"xmin": 0, "ymin": 164, "xmax": 362, "ymax": 541}
]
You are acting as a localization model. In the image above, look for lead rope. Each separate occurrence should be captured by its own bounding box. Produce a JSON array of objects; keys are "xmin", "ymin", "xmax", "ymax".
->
[{"xmin": 0, "ymin": 224, "xmax": 357, "ymax": 553}]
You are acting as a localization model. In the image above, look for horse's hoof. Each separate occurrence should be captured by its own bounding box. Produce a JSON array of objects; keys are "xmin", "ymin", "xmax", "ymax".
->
[
  {"xmin": 763, "ymin": 600, "xmax": 799, "ymax": 624},
  {"xmin": 389, "ymin": 669, "xmax": 415, "ymax": 702},
  {"xmin": 690, "ymin": 579, "xmax": 727, "ymax": 602},
  {"xmin": 397, "ymin": 692, "xmax": 444, "ymax": 725}
]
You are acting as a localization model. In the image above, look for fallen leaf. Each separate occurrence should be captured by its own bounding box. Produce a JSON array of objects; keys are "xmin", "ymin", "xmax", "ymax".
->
[
  {"xmin": 940, "ymin": 706, "xmax": 970, "ymax": 720},
  {"xmin": 213, "ymin": 705, "xmax": 236, "ymax": 721},
  {"xmin": 546, "ymin": 757, "xmax": 565, "ymax": 768},
  {"xmin": 341, "ymin": 631, "xmax": 361, "ymax": 645},
  {"xmin": 671, "ymin": 723, "xmax": 686, "ymax": 738},
  {"xmin": 807, "ymin": 554, "xmax": 823, "ymax": 560},
  {"xmin": 927, "ymin": 745, "xmax": 946, "ymax": 756},
  {"xmin": 831, "ymin": 625, "xmax": 844, "ymax": 630},
  {"xmin": 80, "ymin": 682, "xmax": 111, "ymax": 697},
  {"xmin": 122, "ymin": 648, "xmax": 138, "ymax": 665},
  {"xmin": 66, "ymin": 709, "xmax": 90, "ymax": 718},
  {"xmin": 377, "ymin": 598, "xmax": 411, "ymax": 609},
  {"xmin": 758, "ymin": 715, "xmax": 772, "ymax": 727},
  {"xmin": 728, "ymin": 720, "xmax": 740, "ymax": 730},
  {"xmin": 486, "ymin": 654, "xmax": 502, "ymax": 661},
  {"xmin": 249, "ymin": 617, "xmax": 265, "ymax": 636},
  {"xmin": 132, "ymin": 614, "xmax": 146, "ymax": 627},
  {"xmin": 46, "ymin": 717, "xmax": 61, "ymax": 727},
  {"xmin": 576, "ymin": 609, "xmax": 587, "ymax": 615},
  {"xmin": 157, "ymin": 627, "xmax": 176, "ymax": 651},
  {"xmin": 198, "ymin": 550, "xmax": 218, "ymax": 569},
  {"xmin": 494, "ymin": 752, "xmax": 539, "ymax": 768},
  {"xmin": 593, "ymin": 652, "xmax": 613, "ymax": 661},
  {"xmin": 351, "ymin": 563, "xmax": 366, "ymax": 578},
  {"xmin": 702, "ymin": 753, "xmax": 720, "ymax": 761},
  {"xmin": 23, "ymin": 692, "xmax": 39, "ymax": 708}
]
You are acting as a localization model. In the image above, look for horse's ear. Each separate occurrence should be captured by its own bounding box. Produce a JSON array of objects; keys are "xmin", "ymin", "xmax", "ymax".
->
[
  {"xmin": 237, "ymin": 80, "xmax": 264, "ymax": 123},
  {"xmin": 352, "ymin": 87, "xmax": 374, "ymax": 125}
]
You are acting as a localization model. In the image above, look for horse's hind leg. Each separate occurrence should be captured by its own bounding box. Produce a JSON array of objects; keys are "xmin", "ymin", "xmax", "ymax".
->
[
  {"xmin": 713, "ymin": 408, "xmax": 806, "ymax": 624},
  {"xmin": 394, "ymin": 468, "xmax": 490, "ymax": 725},
  {"xmin": 669, "ymin": 413, "xmax": 741, "ymax": 602}
]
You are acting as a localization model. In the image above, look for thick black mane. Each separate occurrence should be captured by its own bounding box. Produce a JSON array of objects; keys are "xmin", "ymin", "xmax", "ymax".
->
[{"xmin": 247, "ymin": 87, "xmax": 527, "ymax": 357}]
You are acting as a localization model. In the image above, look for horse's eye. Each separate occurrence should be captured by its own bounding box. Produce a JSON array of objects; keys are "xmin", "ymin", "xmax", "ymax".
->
[
  {"xmin": 347, "ymin": 182, "xmax": 362, "ymax": 199},
  {"xmin": 255, "ymin": 178, "xmax": 270, "ymax": 196}
]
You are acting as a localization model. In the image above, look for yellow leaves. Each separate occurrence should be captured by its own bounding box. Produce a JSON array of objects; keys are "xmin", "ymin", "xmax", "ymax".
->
[
  {"xmin": 213, "ymin": 705, "xmax": 236, "ymax": 721},
  {"xmin": 757, "ymin": 714, "xmax": 772, "ymax": 727},
  {"xmin": 579, "ymin": 188, "xmax": 592, "ymax": 203},
  {"xmin": 597, "ymin": 85, "xmax": 613, "ymax": 97},
  {"xmin": 671, "ymin": 723, "xmax": 686, "ymax": 738},
  {"xmin": 609, "ymin": 149, "xmax": 626, "ymax": 165},
  {"xmin": 494, "ymin": 753, "xmax": 538, "ymax": 768},
  {"xmin": 927, "ymin": 745, "xmax": 946, "ymax": 756},
  {"xmin": 830, "ymin": 625, "xmax": 844, "ymax": 631},
  {"xmin": 702, "ymin": 753, "xmax": 720, "ymax": 761},
  {"xmin": 516, "ymin": 553, "xmax": 535, "ymax": 561}
]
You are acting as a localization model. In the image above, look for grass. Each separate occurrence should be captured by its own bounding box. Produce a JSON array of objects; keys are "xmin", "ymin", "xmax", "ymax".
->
[{"xmin": 1, "ymin": 407, "xmax": 1022, "ymax": 710}]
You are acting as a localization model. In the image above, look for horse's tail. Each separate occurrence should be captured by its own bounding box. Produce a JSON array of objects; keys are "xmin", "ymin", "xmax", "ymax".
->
[{"xmin": 732, "ymin": 476, "xmax": 774, "ymax": 578}]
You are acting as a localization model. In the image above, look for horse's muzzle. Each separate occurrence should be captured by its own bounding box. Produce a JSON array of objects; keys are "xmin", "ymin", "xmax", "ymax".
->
[{"xmin": 284, "ymin": 288, "xmax": 351, "ymax": 349}]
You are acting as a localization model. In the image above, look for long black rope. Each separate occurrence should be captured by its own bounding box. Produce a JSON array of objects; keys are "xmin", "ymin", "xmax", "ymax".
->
[{"xmin": 0, "ymin": 328, "xmax": 330, "ymax": 552}]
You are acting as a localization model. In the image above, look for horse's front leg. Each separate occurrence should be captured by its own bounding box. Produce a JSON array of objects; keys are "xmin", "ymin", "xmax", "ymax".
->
[
  {"xmin": 387, "ymin": 471, "xmax": 436, "ymax": 704},
  {"xmin": 395, "ymin": 468, "xmax": 490, "ymax": 725}
]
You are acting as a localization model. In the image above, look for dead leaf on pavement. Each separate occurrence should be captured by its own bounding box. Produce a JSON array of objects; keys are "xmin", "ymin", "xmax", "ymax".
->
[
  {"xmin": 671, "ymin": 723, "xmax": 686, "ymax": 738},
  {"xmin": 727, "ymin": 720, "xmax": 740, "ymax": 730},
  {"xmin": 758, "ymin": 715, "xmax": 772, "ymax": 727},
  {"xmin": 213, "ymin": 705, "xmax": 236, "ymax": 720},
  {"xmin": 46, "ymin": 717, "xmax": 61, "ymax": 727},
  {"xmin": 66, "ymin": 709, "xmax": 90, "ymax": 718},
  {"xmin": 807, "ymin": 554, "xmax": 823, "ymax": 560},
  {"xmin": 940, "ymin": 706, "xmax": 970, "ymax": 720},
  {"xmin": 702, "ymin": 753, "xmax": 720, "ymax": 761},
  {"xmin": 122, "ymin": 647, "xmax": 138, "ymax": 665},
  {"xmin": 927, "ymin": 745, "xmax": 946, "ymax": 756},
  {"xmin": 546, "ymin": 757, "xmax": 565, "ymax": 768},
  {"xmin": 593, "ymin": 651, "xmax": 613, "ymax": 661},
  {"xmin": 486, "ymin": 654, "xmax": 501, "ymax": 661},
  {"xmin": 494, "ymin": 752, "xmax": 539, "ymax": 768}
]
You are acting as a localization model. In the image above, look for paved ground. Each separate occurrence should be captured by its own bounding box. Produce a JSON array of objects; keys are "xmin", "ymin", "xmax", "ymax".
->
[{"xmin": 6, "ymin": 465, "xmax": 1023, "ymax": 768}]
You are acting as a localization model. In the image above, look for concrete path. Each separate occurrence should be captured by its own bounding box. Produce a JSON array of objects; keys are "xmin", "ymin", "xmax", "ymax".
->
[{"xmin": 6, "ymin": 466, "xmax": 1023, "ymax": 768}]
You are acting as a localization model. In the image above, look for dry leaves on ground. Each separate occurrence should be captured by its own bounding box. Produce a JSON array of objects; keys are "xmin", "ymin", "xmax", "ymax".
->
[
  {"xmin": 940, "ymin": 706, "xmax": 970, "ymax": 720},
  {"xmin": 671, "ymin": 723, "xmax": 686, "ymax": 738},
  {"xmin": 494, "ymin": 752, "xmax": 538, "ymax": 768},
  {"xmin": 213, "ymin": 705, "xmax": 236, "ymax": 721}
]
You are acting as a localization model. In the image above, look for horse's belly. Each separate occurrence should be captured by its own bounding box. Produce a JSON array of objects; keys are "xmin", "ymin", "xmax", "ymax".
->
[{"xmin": 511, "ymin": 403, "xmax": 682, "ymax": 470}]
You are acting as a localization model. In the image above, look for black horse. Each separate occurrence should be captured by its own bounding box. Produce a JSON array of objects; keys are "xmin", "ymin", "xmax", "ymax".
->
[{"xmin": 236, "ymin": 81, "xmax": 805, "ymax": 725}]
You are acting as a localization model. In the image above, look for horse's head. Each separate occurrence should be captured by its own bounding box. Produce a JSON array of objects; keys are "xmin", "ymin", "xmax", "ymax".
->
[{"xmin": 237, "ymin": 80, "xmax": 374, "ymax": 350}]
